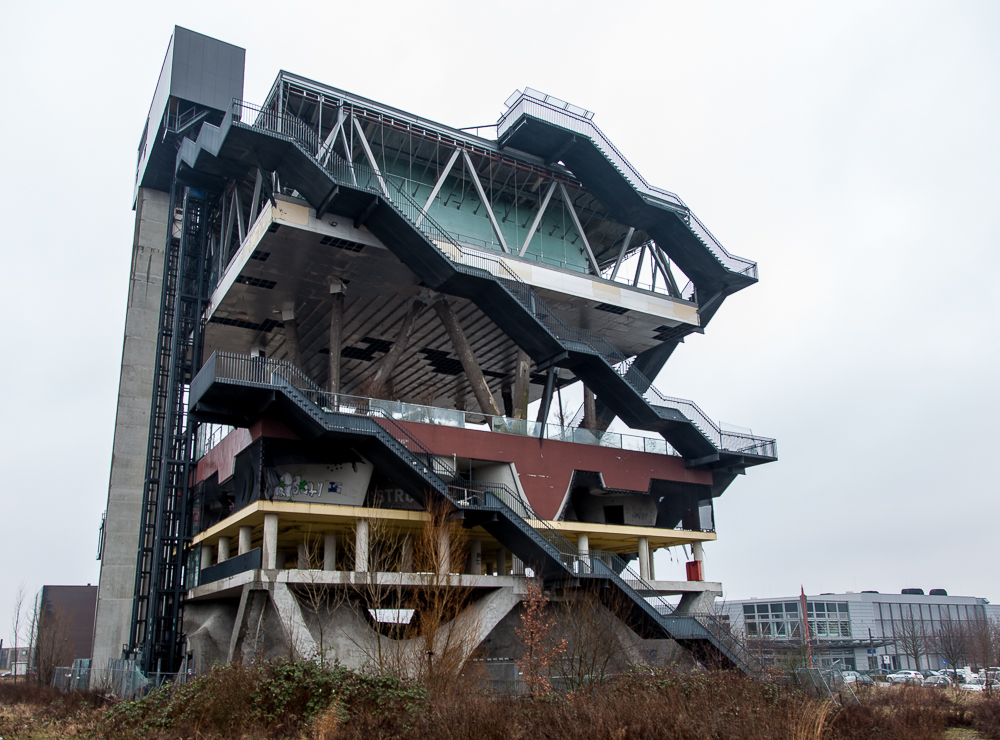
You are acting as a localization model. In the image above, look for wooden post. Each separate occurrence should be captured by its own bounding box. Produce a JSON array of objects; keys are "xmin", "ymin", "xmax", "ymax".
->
[
  {"xmin": 432, "ymin": 299, "xmax": 502, "ymax": 416},
  {"xmin": 513, "ymin": 347, "xmax": 531, "ymax": 420},
  {"xmin": 282, "ymin": 310, "xmax": 303, "ymax": 369},
  {"xmin": 370, "ymin": 299, "xmax": 425, "ymax": 396},
  {"xmin": 328, "ymin": 283, "xmax": 345, "ymax": 393}
]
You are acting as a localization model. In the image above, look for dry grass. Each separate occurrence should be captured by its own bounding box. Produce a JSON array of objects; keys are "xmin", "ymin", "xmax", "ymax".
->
[{"xmin": 7, "ymin": 665, "xmax": 1000, "ymax": 739}]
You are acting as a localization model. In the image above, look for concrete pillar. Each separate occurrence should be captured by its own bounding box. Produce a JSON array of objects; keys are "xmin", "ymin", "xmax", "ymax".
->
[
  {"xmin": 328, "ymin": 284, "xmax": 345, "ymax": 394},
  {"xmin": 218, "ymin": 536, "xmax": 231, "ymax": 563},
  {"xmin": 648, "ymin": 546, "xmax": 656, "ymax": 581},
  {"xmin": 400, "ymin": 534, "xmax": 413, "ymax": 572},
  {"xmin": 355, "ymin": 519, "xmax": 369, "ymax": 573},
  {"xmin": 238, "ymin": 526, "xmax": 252, "ymax": 556},
  {"xmin": 433, "ymin": 299, "xmax": 502, "ymax": 417},
  {"xmin": 513, "ymin": 348, "xmax": 531, "ymax": 420},
  {"xmin": 282, "ymin": 309, "xmax": 303, "ymax": 369},
  {"xmin": 582, "ymin": 386, "xmax": 597, "ymax": 430},
  {"xmin": 370, "ymin": 299, "xmax": 424, "ymax": 396},
  {"xmin": 297, "ymin": 542, "xmax": 309, "ymax": 570},
  {"xmin": 323, "ymin": 534, "xmax": 337, "ymax": 571},
  {"xmin": 200, "ymin": 544, "xmax": 213, "ymax": 570},
  {"xmin": 467, "ymin": 540, "xmax": 482, "ymax": 575},
  {"xmin": 263, "ymin": 513, "xmax": 279, "ymax": 570},
  {"xmin": 497, "ymin": 548, "xmax": 508, "ymax": 576},
  {"xmin": 437, "ymin": 525, "xmax": 451, "ymax": 576},
  {"xmin": 577, "ymin": 534, "xmax": 590, "ymax": 574},
  {"xmin": 638, "ymin": 536, "xmax": 651, "ymax": 581},
  {"xmin": 692, "ymin": 541, "xmax": 705, "ymax": 578}
]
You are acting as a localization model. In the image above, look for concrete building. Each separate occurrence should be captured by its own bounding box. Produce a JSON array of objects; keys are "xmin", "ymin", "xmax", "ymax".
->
[
  {"xmin": 721, "ymin": 590, "xmax": 1000, "ymax": 673},
  {"xmin": 92, "ymin": 27, "xmax": 777, "ymax": 684}
]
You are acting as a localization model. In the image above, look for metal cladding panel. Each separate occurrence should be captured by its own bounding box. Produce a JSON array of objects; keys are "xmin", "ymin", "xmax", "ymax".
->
[{"xmin": 169, "ymin": 26, "xmax": 245, "ymax": 114}]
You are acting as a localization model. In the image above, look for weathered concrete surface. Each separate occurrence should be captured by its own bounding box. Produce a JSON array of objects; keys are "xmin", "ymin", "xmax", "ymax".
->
[{"xmin": 91, "ymin": 188, "xmax": 170, "ymax": 685}]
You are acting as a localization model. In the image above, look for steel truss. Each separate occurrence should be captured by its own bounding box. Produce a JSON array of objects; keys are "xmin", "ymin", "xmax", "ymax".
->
[{"xmin": 129, "ymin": 186, "xmax": 214, "ymax": 674}]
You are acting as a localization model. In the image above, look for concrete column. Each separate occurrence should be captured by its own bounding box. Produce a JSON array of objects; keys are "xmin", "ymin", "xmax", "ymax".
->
[
  {"xmin": 200, "ymin": 544, "xmax": 213, "ymax": 570},
  {"xmin": 648, "ymin": 546, "xmax": 656, "ymax": 581},
  {"xmin": 263, "ymin": 513, "xmax": 279, "ymax": 570},
  {"xmin": 577, "ymin": 534, "xmax": 590, "ymax": 574},
  {"xmin": 582, "ymin": 386, "xmax": 598, "ymax": 430},
  {"xmin": 297, "ymin": 542, "xmax": 309, "ymax": 570},
  {"xmin": 433, "ymin": 299, "xmax": 502, "ymax": 417},
  {"xmin": 692, "ymin": 541, "xmax": 705, "ymax": 578},
  {"xmin": 638, "ymin": 537, "xmax": 651, "ymax": 581},
  {"xmin": 370, "ymin": 299, "xmax": 424, "ymax": 396},
  {"xmin": 513, "ymin": 348, "xmax": 531, "ymax": 420},
  {"xmin": 497, "ymin": 548, "xmax": 508, "ymax": 576},
  {"xmin": 328, "ymin": 284, "xmax": 345, "ymax": 394},
  {"xmin": 282, "ymin": 309, "xmax": 303, "ymax": 369},
  {"xmin": 437, "ymin": 525, "xmax": 451, "ymax": 576},
  {"xmin": 218, "ymin": 536, "xmax": 231, "ymax": 563},
  {"xmin": 238, "ymin": 526, "xmax": 252, "ymax": 556},
  {"xmin": 323, "ymin": 534, "xmax": 337, "ymax": 571},
  {"xmin": 400, "ymin": 534, "xmax": 413, "ymax": 573},
  {"xmin": 355, "ymin": 519, "xmax": 369, "ymax": 573},
  {"xmin": 467, "ymin": 539, "xmax": 482, "ymax": 575}
]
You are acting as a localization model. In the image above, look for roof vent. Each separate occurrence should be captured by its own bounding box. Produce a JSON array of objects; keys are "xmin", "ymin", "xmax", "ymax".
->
[
  {"xmin": 929, "ymin": 589, "xmax": 948, "ymax": 597},
  {"xmin": 901, "ymin": 588, "xmax": 925, "ymax": 595}
]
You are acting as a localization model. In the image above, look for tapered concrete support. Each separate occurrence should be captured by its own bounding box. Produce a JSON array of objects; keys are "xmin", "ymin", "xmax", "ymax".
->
[
  {"xmin": 692, "ymin": 541, "xmax": 705, "ymax": 578},
  {"xmin": 328, "ymin": 284, "xmax": 344, "ymax": 393},
  {"xmin": 437, "ymin": 526, "xmax": 451, "ymax": 576},
  {"xmin": 497, "ymin": 548, "xmax": 508, "ymax": 576},
  {"xmin": 323, "ymin": 534, "xmax": 337, "ymax": 571},
  {"xmin": 281, "ymin": 310, "xmax": 303, "ymax": 369},
  {"xmin": 371, "ymin": 299, "xmax": 424, "ymax": 395},
  {"xmin": 577, "ymin": 534, "xmax": 590, "ymax": 574},
  {"xmin": 582, "ymin": 386, "xmax": 597, "ymax": 430},
  {"xmin": 238, "ymin": 526, "xmax": 252, "ymax": 556},
  {"xmin": 433, "ymin": 299, "xmax": 502, "ymax": 417},
  {"xmin": 638, "ymin": 537, "xmax": 651, "ymax": 581},
  {"xmin": 355, "ymin": 519, "xmax": 369, "ymax": 573},
  {"xmin": 513, "ymin": 348, "xmax": 531, "ymax": 420},
  {"xmin": 512, "ymin": 554, "xmax": 524, "ymax": 576},
  {"xmin": 401, "ymin": 534, "xmax": 413, "ymax": 572},
  {"xmin": 218, "ymin": 537, "xmax": 231, "ymax": 563},
  {"xmin": 262, "ymin": 513, "xmax": 279, "ymax": 570},
  {"xmin": 297, "ymin": 542, "xmax": 309, "ymax": 570},
  {"xmin": 467, "ymin": 540, "xmax": 482, "ymax": 575},
  {"xmin": 200, "ymin": 545, "xmax": 213, "ymax": 570}
]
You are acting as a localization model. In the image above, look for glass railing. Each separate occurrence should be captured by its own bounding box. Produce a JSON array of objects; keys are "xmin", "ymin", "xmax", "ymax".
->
[{"xmin": 196, "ymin": 356, "xmax": 676, "ymax": 459}]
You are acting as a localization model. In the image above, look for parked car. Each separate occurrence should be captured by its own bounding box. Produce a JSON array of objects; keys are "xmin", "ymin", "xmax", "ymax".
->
[
  {"xmin": 960, "ymin": 678, "xmax": 985, "ymax": 692},
  {"xmin": 922, "ymin": 675, "xmax": 953, "ymax": 689},
  {"xmin": 887, "ymin": 670, "xmax": 924, "ymax": 685},
  {"xmin": 842, "ymin": 671, "xmax": 875, "ymax": 686}
]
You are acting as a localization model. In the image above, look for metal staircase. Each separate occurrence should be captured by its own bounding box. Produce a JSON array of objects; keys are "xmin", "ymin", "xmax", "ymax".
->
[
  {"xmin": 190, "ymin": 351, "xmax": 760, "ymax": 672},
  {"xmin": 177, "ymin": 101, "xmax": 776, "ymax": 470}
]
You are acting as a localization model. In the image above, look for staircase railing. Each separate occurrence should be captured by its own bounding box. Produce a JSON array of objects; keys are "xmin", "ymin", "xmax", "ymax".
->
[
  {"xmin": 229, "ymin": 101, "xmax": 775, "ymax": 460},
  {"xmin": 495, "ymin": 93, "xmax": 758, "ymax": 280},
  {"xmin": 209, "ymin": 350, "xmax": 757, "ymax": 670}
]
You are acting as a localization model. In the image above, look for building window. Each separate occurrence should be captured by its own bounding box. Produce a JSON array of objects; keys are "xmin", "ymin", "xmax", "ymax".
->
[
  {"xmin": 806, "ymin": 601, "xmax": 851, "ymax": 638},
  {"xmin": 743, "ymin": 602, "xmax": 802, "ymax": 638}
]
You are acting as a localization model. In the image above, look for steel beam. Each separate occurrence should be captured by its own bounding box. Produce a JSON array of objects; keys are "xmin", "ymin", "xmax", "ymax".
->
[
  {"xmin": 558, "ymin": 183, "xmax": 600, "ymax": 274},
  {"xmin": 518, "ymin": 180, "xmax": 557, "ymax": 257},
  {"xmin": 416, "ymin": 148, "xmax": 460, "ymax": 228},
  {"xmin": 462, "ymin": 150, "xmax": 508, "ymax": 252},
  {"xmin": 610, "ymin": 227, "xmax": 634, "ymax": 280}
]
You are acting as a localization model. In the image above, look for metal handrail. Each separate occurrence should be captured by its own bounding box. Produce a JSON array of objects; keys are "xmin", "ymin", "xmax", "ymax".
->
[
  {"xmin": 496, "ymin": 94, "xmax": 758, "ymax": 280},
  {"xmin": 229, "ymin": 101, "xmax": 775, "ymax": 460},
  {"xmin": 209, "ymin": 350, "xmax": 758, "ymax": 670}
]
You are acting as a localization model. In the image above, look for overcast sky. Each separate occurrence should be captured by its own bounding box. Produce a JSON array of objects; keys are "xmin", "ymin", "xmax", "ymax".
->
[{"xmin": 1, "ymin": 1, "xmax": 998, "ymax": 642}]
